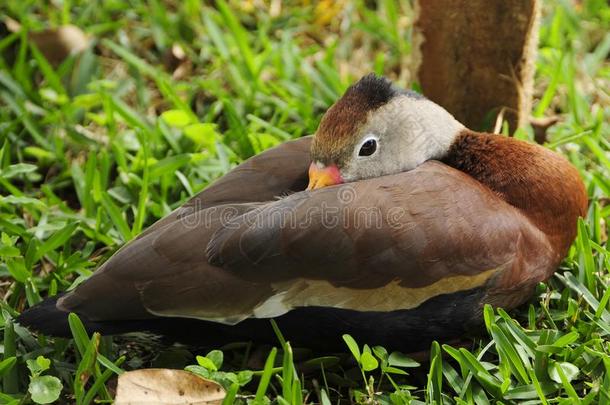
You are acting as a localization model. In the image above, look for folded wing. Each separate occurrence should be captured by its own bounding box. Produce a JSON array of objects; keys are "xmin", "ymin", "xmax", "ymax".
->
[{"xmin": 58, "ymin": 138, "xmax": 554, "ymax": 325}]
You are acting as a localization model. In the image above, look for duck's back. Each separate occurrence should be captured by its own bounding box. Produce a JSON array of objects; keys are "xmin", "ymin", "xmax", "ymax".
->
[{"xmin": 18, "ymin": 136, "xmax": 579, "ymax": 351}]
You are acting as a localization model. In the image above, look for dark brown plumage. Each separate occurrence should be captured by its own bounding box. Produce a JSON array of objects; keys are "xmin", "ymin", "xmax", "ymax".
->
[{"xmin": 18, "ymin": 76, "xmax": 588, "ymax": 352}]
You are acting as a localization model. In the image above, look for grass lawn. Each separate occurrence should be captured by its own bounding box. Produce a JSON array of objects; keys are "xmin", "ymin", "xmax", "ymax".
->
[{"xmin": 0, "ymin": 0, "xmax": 609, "ymax": 403}]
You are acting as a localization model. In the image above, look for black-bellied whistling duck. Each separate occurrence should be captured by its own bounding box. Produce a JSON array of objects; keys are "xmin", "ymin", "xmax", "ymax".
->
[{"xmin": 18, "ymin": 75, "xmax": 587, "ymax": 351}]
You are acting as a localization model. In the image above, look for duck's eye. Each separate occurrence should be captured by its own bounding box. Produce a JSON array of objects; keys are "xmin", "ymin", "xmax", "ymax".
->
[{"xmin": 358, "ymin": 139, "xmax": 377, "ymax": 156}]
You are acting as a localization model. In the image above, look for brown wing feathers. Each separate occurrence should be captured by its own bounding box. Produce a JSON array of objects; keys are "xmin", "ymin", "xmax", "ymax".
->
[
  {"xmin": 15, "ymin": 70, "xmax": 588, "ymax": 352},
  {"xmin": 59, "ymin": 155, "xmax": 548, "ymax": 325},
  {"xmin": 20, "ymin": 128, "xmax": 585, "ymax": 347},
  {"xmin": 205, "ymin": 161, "xmax": 549, "ymax": 290},
  {"xmin": 135, "ymin": 136, "xmax": 312, "ymax": 241}
]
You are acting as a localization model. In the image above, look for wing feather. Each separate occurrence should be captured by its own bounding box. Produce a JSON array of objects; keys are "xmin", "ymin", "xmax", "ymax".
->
[
  {"xmin": 58, "ymin": 143, "xmax": 554, "ymax": 324},
  {"xmin": 206, "ymin": 161, "xmax": 544, "ymax": 289}
]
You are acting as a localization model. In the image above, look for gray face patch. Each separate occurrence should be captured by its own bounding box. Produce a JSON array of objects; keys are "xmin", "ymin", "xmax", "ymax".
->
[
  {"xmin": 339, "ymin": 95, "xmax": 466, "ymax": 182},
  {"xmin": 311, "ymin": 74, "xmax": 425, "ymax": 166}
]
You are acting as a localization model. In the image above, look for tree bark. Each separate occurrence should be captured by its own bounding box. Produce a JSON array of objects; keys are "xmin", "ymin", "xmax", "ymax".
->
[{"xmin": 412, "ymin": 0, "xmax": 540, "ymax": 132}]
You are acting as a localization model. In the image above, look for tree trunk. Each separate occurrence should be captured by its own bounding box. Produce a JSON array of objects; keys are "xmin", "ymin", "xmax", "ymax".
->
[{"xmin": 412, "ymin": 0, "xmax": 540, "ymax": 132}]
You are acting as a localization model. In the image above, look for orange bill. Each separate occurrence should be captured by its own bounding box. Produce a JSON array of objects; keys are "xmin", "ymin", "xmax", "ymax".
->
[{"xmin": 307, "ymin": 162, "xmax": 343, "ymax": 190}]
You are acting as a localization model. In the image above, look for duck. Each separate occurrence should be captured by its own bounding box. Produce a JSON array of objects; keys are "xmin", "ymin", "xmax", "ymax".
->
[{"xmin": 18, "ymin": 74, "xmax": 588, "ymax": 352}]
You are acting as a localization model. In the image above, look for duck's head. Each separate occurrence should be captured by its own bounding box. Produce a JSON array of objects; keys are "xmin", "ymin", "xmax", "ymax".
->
[{"xmin": 308, "ymin": 74, "xmax": 465, "ymax": 189}]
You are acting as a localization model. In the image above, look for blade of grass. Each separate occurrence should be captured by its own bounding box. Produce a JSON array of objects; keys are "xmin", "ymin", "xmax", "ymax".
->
[{"xmin": 255, "ymin": 347, "xmax": 278, "ymax": 402}]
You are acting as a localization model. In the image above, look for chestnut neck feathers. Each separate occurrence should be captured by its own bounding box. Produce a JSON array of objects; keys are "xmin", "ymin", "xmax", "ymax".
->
[
  {"xmin": 442, "ymin": 131, "xmax": 588, "ymax": 256},
  {"xmin": 310, "ymin": 75, "xmax": 587, "ymax": 254}
]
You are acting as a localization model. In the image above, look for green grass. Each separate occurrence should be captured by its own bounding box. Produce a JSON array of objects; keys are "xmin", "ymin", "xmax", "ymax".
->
[{"xmin": 0, "ymin": 0, "xmax": 609, "ymax": 403}]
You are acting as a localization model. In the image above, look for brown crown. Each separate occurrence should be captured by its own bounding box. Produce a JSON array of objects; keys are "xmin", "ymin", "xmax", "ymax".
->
[{"xmin": 311, "ymin": 74, "xmax": 422, "ymax": 165}]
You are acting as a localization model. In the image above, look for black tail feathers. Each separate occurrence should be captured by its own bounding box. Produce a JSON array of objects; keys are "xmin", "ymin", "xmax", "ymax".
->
[
  {"xmin": 16, "ymin": 295, "xmax": 147, "ymax": 338},
  {"xmin": 16, "ymin": 294, "xmax": 73, "ymax": 338},
  {"xmin": 16, "ymin": 295, "xmax": 277, "ymax": 346},
  {"xmin": 17, "ymin": 295, "xmax": 214, "ymax": 343}
]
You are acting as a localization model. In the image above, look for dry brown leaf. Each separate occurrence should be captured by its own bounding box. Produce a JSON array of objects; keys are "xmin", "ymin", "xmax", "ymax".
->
[
  {"xmin": 5, "ymin": 18, "xmax": 89, "ymax": 65},
  {"xmin": 115, "ymin": 369, "xmax": 225, "ymax": 405}
]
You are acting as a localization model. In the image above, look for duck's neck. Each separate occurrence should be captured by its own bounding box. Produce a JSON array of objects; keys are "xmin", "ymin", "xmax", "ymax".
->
[{"xmin": 442, "ymin": 130, "xmax": 587, "ymax": 255}]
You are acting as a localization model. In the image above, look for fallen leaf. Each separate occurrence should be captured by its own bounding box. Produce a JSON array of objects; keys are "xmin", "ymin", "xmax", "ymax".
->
[
  {"xmin": 5, "ymin": 18, "xmax": 89, "ymax": 65},
  {"xmin": 115, "ymin": 369, "xmax": 225, "ymax": 405}
]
